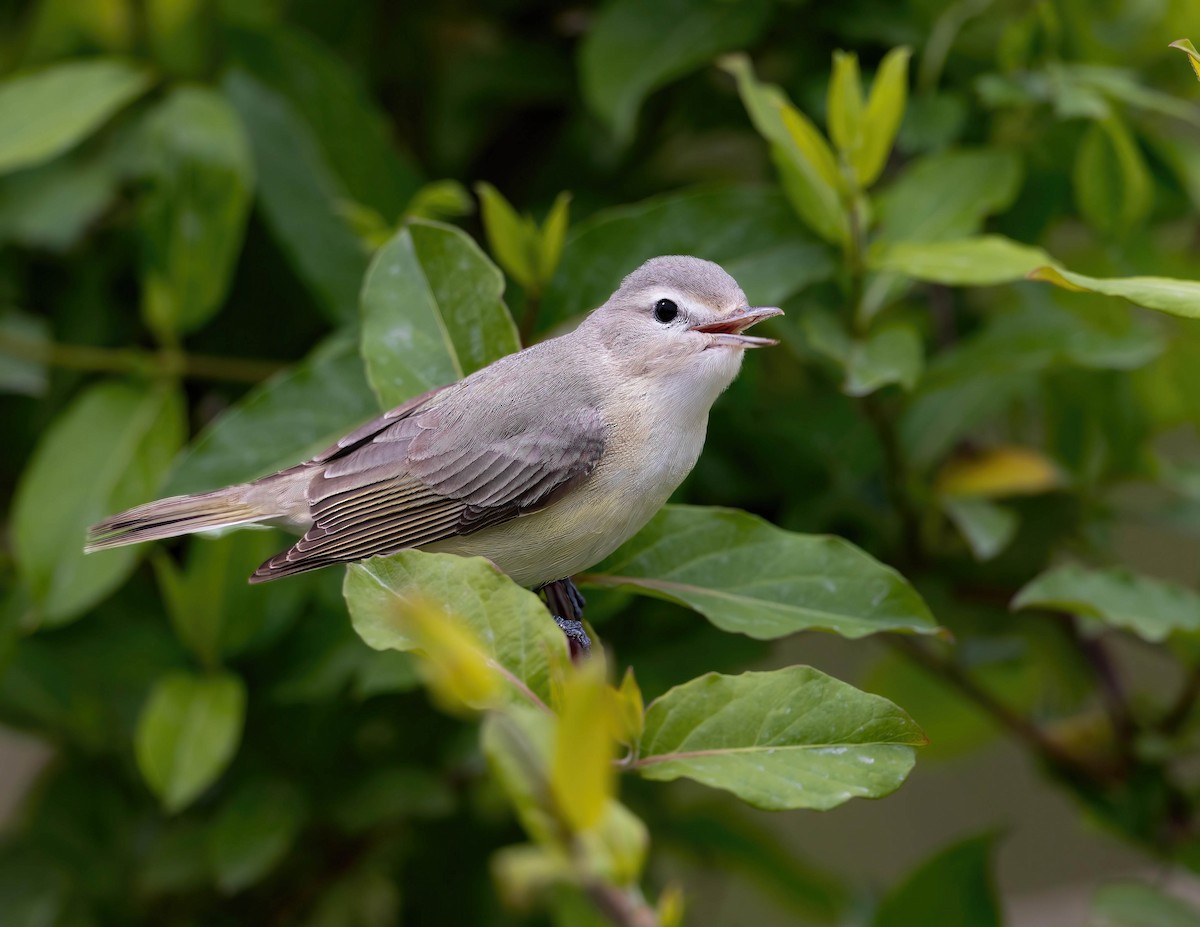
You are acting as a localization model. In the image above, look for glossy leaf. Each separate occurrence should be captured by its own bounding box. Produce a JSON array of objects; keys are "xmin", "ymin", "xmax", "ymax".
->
[
  {"xmin": 1029, "ymin": 266, "xmax": 1200, "ymax": 319},
  {"xmin": 360, "ymin": 219, "xmax": 519, "ymax": 408},
  {"xmin": 868, "ymin": 236, "xmax": 1052, "ymax": 286},
  {"xmin": 207, "ymin": 779, "xmax": 307, "ymax": 894},
  {"xmin": 722, "ymin": 55, "xmax": 847, "ymax": 244},
  {"xmin": 1073, "ymin": 117, "xmax": 1151, "ymax": 236},
  {"xmin": 165, "ymin": 331, "xmax": 378, "ymax": 496},
  {"xmin": 222, "ymin": 69, "xmax": 366, "ymax": 324},
  {"xmin": 634, "ymin": 667, "xmax": 926, "ymax": 810},
  {"xmin": 138, "ymin": 86, "xmax": 254, "ymax": 337},
  {"xmin": 942, "ymin": 497, "xmax": 1019, "ymax": 561},
  {"xmin": 844, "ymin": 324, "xmax": 923, "ymax": 397},
  {"xmin": 583, "ymin": 505, "xmax": 937, "ymax": 639},
  {"xmin": 135, "ymin": 671, "xmax": 246, "ymax": 812},
  {"xmin": 13, "ymin": 381, "xmax": 184, "ymax": 625},
  {"xmin": 0, "ymin": 58, "xmax": 151, "ymax": 174},
  {"xmin": 873, "ymin": 834, "xmax": 1000, "ymax": 927},
  {"xmin": 858, "ymin": 46, "xmax": 911, "ymax": 186},
  {"xmin": 344, "ymin": 550, "xmax": 566, "ymax": 708},
  {"xmin": 580, "ymin": 0, "xmax": 772, "ymax": 142},
  {"xmin": 1014, "ymin": 565, "xmax": 1200, "ymax": 642},
  {"xmin": 1090, "ymin": 881, "xmax": 1200, "ymax": 927},
  {"xmin": 543, "ymin": 186, "xmax": 833, "ymax": 326}
]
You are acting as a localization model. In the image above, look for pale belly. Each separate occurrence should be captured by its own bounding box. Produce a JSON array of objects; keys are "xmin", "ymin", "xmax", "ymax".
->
[{"xmin": 423, "ymin": 420, "xmax": 705, "ymax": 587}]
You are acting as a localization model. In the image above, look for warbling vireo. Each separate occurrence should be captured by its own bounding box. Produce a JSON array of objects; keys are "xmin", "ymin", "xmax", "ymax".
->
[{"xmin": 87, "ymin": 255, "xmax": 781, "ymax": 646}]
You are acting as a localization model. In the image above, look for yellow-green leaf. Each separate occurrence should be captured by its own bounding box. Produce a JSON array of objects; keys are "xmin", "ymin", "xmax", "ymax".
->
[
  {"xmin": 612, "ymin": 667, "xmax": 645, "ymax": 746},
  {"xmin": 1073, "ymin": 116, "xmax": 1151, "ymax": 236},
  {"xmin": 1169, "ymin": 39, "xmax": 1200, "ymax": 84},
  {"xmin": 858, "ymin": 46, "xmax": 911, "ymax": 186},
  {"xmin": 476, "ymin": 182, "xmax": 539, "ymax": 290},
  {"xmin": 868, "ymin": 236, "xmax": 1051, "ymax": 286},
  {"xmin": 1029, "ymin": 266, "xmax": 1200, "ymax": 319},
  {"xmin": 936, "ymin": 445, "xmax": 1061, "ymax": 497},
  {"xmin": 827, "ymin": 50, "xmax": 864, "ymax": 163},
  {"xmin": 552, "ymin": 659, "xmax": 615, "ymax": 832},
  {"xmin": 538, "ymin": 191, "xmax": 571, "ymax": 283}
]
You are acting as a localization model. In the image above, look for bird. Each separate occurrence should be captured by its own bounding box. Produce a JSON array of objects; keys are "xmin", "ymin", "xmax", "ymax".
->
[{"xmin": 86, "ymin": 255, "xmax": 781, "ymax": 649}]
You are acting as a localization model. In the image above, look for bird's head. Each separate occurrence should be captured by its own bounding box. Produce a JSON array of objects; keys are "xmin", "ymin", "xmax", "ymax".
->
[{"xmin": 582, "ymin": 256, "xmax": 782, "ymax": 405}]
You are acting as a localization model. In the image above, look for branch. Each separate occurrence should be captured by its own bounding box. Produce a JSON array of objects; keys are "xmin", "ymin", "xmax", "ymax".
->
[
  {"xmin": 583, "ymin": 881, "xmax": 660, "ymax": 927},
  {"xmin": 0, "ymin": 329, "xmax": 285, "ymax": 384}
]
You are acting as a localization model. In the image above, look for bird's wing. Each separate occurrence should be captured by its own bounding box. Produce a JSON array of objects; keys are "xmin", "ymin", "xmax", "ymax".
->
[{"xmin": 251, "ymin": 378, "xmax": 608, "ymax": 581}]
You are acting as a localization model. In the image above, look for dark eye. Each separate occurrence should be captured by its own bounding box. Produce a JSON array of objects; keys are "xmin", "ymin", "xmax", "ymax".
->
[{"xmin": 653, "ymin": 298, "xmax": 679, "ymax": 324}]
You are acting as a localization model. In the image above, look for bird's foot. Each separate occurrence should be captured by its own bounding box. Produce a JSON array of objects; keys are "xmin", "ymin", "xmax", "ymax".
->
[
  {"xmin": 540, "ymin": 577, "xmax": 591, "ymax": 660},
  {"xmin": 553, "ymin": 615, "xmax": 592, "ymax": 660}
]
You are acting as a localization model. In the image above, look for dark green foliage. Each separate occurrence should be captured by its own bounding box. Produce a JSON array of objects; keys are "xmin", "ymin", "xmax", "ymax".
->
[{"xmin": 2, "ymin": 1, "xmax": 1200, "ymax": 925}]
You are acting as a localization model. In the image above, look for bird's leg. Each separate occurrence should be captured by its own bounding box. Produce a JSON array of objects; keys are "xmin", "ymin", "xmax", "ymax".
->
[{"xmin": 539, "ymin": 578, "xmax": 591, "ymax": 660}]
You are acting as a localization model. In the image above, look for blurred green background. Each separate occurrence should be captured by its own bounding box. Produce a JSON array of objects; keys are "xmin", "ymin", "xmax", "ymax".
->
[{"xmin": 3, "ymin": 0, "xmax": 1200, "ymax": 924}]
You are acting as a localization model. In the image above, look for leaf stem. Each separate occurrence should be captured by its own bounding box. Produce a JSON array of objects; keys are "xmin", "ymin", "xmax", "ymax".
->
[
  {"xmin": 582, "ymin": 880, "xmax": 660, "ymax": 927},
  {"xmin": 0, "ymin": 329, "xmax": 285, "ymax": 384},
  {"xmin": 519, "ymin": 292, "xmax": 542, "ymax": 347}
]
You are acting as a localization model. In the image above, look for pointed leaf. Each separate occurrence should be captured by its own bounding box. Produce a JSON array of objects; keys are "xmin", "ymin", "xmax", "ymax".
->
[
  {"xmin": 1014, "ymin": 565, "xmax": 1200, "ymax": 642},
  {"xmin": 135, "ymin": 671, "xmax": 246, "ymax": 813},
  {"xmin": 858, "ymin": 47, "xmax": 911, "ymax": 186},
  {"xmin": 476, "ymin": 182, "xmax": 539, "ymax": 290},
  {"xmin": 580, "ymin": 0, "xmax": 772, "ymax": 143},
  {"xmin": 583, "ymin": 505, "xmax": 937, "ymax": 640},
  {"xmin": 138, "ymin": 86, "xmax": 254, "ymax": 337},
  {"xmin": 1170, "ymin": 39, "xmax": 1200, "ymax": 84},
  {"xmin": 165, "ymin": 331, "xmax": 378, "ymax": 495},
  {"xmin": 868, "ymin": 236, "xmax": 1051, "ymax": 286},
  {"xmin": 827, "ymin": 51, "xmax": 864, "ymax": 162},
  {"xmin": 942, "ymin": 498, "xmax": 1019, "ymax": 562},
  {"xmin": 634, "ymin": 667, "xmax": 926, "ymax": 810},
  {"xmin": 1029, "ymin": 265, "xmax": 1200, "ymax": 320},
  {"xmin": 344, "ymin": 551, "xmax": 566, "ymax": 708},
  {"xmin": 222, "ymin": 69, "xmax": 366, "ymax": 323},
  {"xmin": 13, "ymin": 381, "xmax": 184, "ymax": 625},
  {"xmin": 538, "ymin": 191, "xmax": 572, "ymax": 283},
  {"xmin": 873, "ymin": 834, "xmax": 1000, "ymax": 927},
  {"xmin": 1073, "ymin": 117, "xmax": 1151, "ymax": 236},
  {"xmin": 0, "ymin": 59, "xmax": 151, "ymax": 174},
  {"xmin": 552, "ymin": 659, "xmax": 615, "ymax": 832},
  {"xmin": 360, "ymin": 219, "xmax": 519, "ymax": 409}
]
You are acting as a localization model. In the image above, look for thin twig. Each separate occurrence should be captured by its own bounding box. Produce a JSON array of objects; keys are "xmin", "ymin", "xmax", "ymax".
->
[
  {"xmin": 583, "ymin": 881, "xmax": 660, "ymax": 927},
  {"xmin": 0, "ymin": 330, "xmax": 285, "ymax": 384}
]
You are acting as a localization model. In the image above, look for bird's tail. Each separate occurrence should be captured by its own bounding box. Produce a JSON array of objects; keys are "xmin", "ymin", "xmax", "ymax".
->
[{"xmin": 85, "ymin": 485, "xmax": 273, "ymax": 552}]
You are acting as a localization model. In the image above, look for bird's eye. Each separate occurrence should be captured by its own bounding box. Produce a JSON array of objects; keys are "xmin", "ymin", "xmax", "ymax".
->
[{"xmin": 653, "ymin": 298, "xmax": 679, "ymax": 324}]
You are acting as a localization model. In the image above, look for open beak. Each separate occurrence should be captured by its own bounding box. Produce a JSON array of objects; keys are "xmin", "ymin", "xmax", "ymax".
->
[{"xmin": 691, "ymin": 305, "xmax": 784, "ymax": 348}]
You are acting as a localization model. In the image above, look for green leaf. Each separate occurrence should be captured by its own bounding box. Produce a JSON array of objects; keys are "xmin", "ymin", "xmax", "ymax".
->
[
  {"xmin": 138, "ymin": 86, "xmax": 254, "ymax": 338},
  {"xmin": 538, "ymin": 191, "xmax": 572, "ymax": 283},
  {"xmin": 942, "ymin": 497, "xmax": 1019, "ymax": 561},
  {"xmin": 1170, "ymin": 39, "xmax": 1200, "ymax": 84},
  {"xmin": 207, "ymin": 778, "xmax": 308, "ymax": 894},
  {"xmin": 582, "ymin": 505, "xmax": 938, "ymax": 639},
  {"xmin": 1090, "ymin": 881, "xmax": 1200, "ymax": 927},
  {"xmin": 222, "ymin": 69, "xmax": 366, "ymax": 324},
  {"xmin": 844, "ymin": 324, "xmax": 923, "ymax": 397},
  {"xmin": 580, "ymin": 0, "xmax": 772, "ymax": 143},
  {"xmin": 360, "ymin": 219, "xmax": 519, "ymax": 409},
  {"xmin": 0, "ymin": 851, "xmax": 68, "ymax": 927},
  {"xmin": 227, "ymin": 24, "xmax": 421, "ymax": 219},
  {"xmin": 634, "ymin": 667, "xmax": 926, "ymax": 810},
  {"xmin": 135, "ymin": 671, "xmax": 246, "ymax": 812},
  {"xmin": 165, "ymin": 331, "xmax": 378, "ymax": 496},
  {"xmin": 875, "ymin": 148, "xmax": 1023, "ymax": 243},
  {"xmin": 482, "ymin": 705, "xmax": 559, "ymax": 845},
  {"xmin": 0, "ymin": 146, "xmax": 119, "ymax": 252},
  {"xmin": 12, "ymin": 381, "xmax": 184, "ymax": 625},
  {"xmin": 868, "ymin": 236, "xmax": 1052, "ymax": 286},
  {"xmin": 1073, "ymin": 117, "xmax": 1151, "ymax": 236},
  {"xmin": 873, "ymin": 834, "xmax": 1000, "ymax": 927},
  {"xmin": 344, "ymin": 551, "xmax": 566, "ymax": 708},
  {"xmin": 1029, "ymin": 266, "xmax": 1200, "ymax": 320},
  {"xmin": 722, "ymin": 56, "xmax": 848, "ymax": 244},
  {"xmin": 857, "ymin": 47, "xmax": 911, "ymax": 187},
  {"xmin": 0, "ymin": 309, "xmax": 49, "ymax": 397},
  {"xmin": 0, "ymin": 59, "xmax": 151, "ymax": 175},
  {"xmin": 1013, "ymin": 564, "xmax": 1200, "ymax": 642},
  {"xmin": 827, "ymin": 51, "xmax": 864, "ymax": 164},
  {"xmin": 543, "ymin": 186, "xmax": 833, "ymax": 327},
  {"xmin": 155, "ymin": 530, "xmax": 307, "ymax": 666},
  {"xmin": 475, "ymin": 182, "xmax": 539, "ymax": 290}
]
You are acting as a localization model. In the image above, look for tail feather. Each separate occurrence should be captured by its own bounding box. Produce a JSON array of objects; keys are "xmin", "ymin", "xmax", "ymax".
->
[{"xmin": 85, "ymin": 486, "xmax": 271, "ymax": 552}]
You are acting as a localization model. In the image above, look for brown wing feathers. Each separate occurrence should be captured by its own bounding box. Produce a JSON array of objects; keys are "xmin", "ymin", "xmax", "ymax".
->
[{"xmin": 249, "ymin": 388, "xmax": 607, "ymax": 582}]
